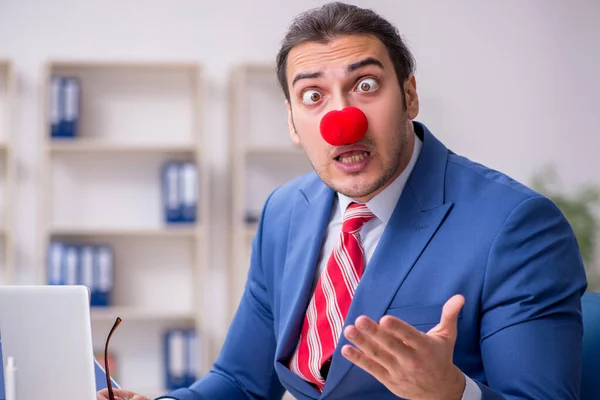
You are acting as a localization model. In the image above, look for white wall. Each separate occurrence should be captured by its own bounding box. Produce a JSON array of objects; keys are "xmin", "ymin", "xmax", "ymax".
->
[{"xmin": 1, "ymin": 0, "xmax": 599, "ymax": 357}]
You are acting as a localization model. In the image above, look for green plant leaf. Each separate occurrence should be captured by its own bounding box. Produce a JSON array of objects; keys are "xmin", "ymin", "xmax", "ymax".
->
[{"xmin": 531, "ymin": 165, "xmax": 600, "ymax": 290}]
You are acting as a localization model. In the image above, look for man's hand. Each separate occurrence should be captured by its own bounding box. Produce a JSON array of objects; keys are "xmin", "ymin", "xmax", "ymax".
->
[
  {"xmin": 342, "ymin": 294, "xmax": 467, "ymax": 400},
  {"xmin": 97, "ymin": 388, "xmax": 151, "ymax": 400}
]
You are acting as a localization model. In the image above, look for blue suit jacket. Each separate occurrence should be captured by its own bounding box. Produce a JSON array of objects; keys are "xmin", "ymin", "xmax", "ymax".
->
[{"xmin": 160, "ymin": 122, "xmax": 587, "ymax": 399}]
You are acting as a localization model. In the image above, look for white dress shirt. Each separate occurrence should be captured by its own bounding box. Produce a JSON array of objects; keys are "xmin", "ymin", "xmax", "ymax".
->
[{"xmin": 314, "ymin": 132, "xmax": 482, "ymax": 399}]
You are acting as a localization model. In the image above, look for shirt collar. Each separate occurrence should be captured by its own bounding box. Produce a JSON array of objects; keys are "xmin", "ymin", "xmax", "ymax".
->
[{"xmin": 337, "ymin": 130, "xmax": 423, "ymax": 224}]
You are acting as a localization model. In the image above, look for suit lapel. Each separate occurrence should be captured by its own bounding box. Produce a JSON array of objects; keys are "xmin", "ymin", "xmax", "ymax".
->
[
  {"xmin": 321, "ymin": 122, "xmax": 454, "ymax": 397},
  {"xmin": 274, "ymin": 176, "xmax": 335, "ymax": 399}
]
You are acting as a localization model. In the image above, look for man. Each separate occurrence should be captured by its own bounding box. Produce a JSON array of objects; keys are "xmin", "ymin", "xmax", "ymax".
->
[{"xmin": 99, "ymin": 2, "xmax": 587, "ymax": 399}]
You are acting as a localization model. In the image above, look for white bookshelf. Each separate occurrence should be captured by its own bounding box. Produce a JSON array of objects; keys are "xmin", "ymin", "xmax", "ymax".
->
[
  {"xmin": 50, "ymin": 226, "xmax": 198, "ymax": 238},
  {"xmin": 90, "ymin": 306, "xmax": 196, "ymax": 323},
  {"xmin": 38, "ymin": 60, "xmax": 209, "ymax": 396},
  {"xmin": 47, "ymin": 139, "xmax": 197, "ymax": 154},
  {"xmin": 229, "ymin": 64, "xmax": 313, "ymax": 319},
  {"xmin": 0, "ymin": 60, "xmax": 15, "ymax": 286}
]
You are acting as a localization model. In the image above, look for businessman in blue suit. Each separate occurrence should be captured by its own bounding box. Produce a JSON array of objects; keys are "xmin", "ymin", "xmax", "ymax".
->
[{"xmin": 100, "ymin": 3, "xmax": 587, "ymax": 400}]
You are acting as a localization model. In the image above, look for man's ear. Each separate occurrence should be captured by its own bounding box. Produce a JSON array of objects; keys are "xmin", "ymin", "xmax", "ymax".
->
[
  {"xmin": 404, "ymin": 74, "xmax": 419, "ymax": 120},
  {"xmin": 286, "ymin": 100, "xmax": 301, "ymax": 145}
]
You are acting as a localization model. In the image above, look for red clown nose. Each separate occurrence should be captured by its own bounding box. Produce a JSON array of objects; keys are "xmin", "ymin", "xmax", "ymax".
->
[{"xmin": 319, "ymin": 106, "xmax": 368, "ymax": 146}]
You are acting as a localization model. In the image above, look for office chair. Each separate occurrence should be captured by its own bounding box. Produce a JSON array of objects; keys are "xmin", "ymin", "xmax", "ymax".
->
[{"xmin": 581, "ymin": 291, "xmax": 600, "ymax": 399}]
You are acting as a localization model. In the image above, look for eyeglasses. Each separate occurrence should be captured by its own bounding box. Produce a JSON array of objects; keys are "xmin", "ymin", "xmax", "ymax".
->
[{"xmin": 104, "ymin": 316, "xmax": 122, "ymax": 400}]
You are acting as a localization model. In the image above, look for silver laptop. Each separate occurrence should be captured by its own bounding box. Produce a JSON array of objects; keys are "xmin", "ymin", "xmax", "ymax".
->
[{"xmin": 0, "ymin": 285, "xmax": 98, "ymax": 399}]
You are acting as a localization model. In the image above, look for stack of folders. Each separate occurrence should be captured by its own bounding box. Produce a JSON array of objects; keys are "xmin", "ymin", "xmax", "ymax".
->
[
  {"xmin": 161, "ymin": 161, "xmax": 199, "ymax": 224},
  {"xmin": 50, "ymin": 76, "xmax": 81, "ymax": 138},
  {"xmin": 164, "ymin": 328, "xmax": 198, "ymax": 390},
  {"xmin": 46, "ymin": 242, "xmax": 114, "ymax": 307}
]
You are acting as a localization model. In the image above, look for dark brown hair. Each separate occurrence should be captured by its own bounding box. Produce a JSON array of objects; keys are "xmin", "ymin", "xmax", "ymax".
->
[{"xmin": 275, "ymin": 2, "xmax": 416, "ymax": 102}]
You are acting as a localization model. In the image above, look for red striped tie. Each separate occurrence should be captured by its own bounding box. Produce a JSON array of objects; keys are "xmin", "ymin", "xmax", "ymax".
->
[{"xmin": 289, "ymin": 202, "xmax": 375, "ymax": 391}]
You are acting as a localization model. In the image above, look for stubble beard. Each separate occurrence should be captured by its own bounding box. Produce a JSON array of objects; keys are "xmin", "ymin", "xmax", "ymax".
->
[{"xmin": 310, "ymin": 123, "xmax": 409, "ymax": 200}]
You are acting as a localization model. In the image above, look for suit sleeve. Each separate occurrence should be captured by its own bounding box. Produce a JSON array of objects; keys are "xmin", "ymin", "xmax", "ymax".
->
[
  {"xmin": 472, "ymin": 195, "xmax": 588, "ymax": 399},
  {"xmin": 157, "ymin": 192, "xmax": 286, "ymax": 400}
]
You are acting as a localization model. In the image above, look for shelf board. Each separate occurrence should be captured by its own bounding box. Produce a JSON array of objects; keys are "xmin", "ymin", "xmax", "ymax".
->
[
  {"xmin": 244, "ymin": 146, "xmax": 304, "ymax": 156},
  {"xmin": 236, "ymin": 63, "xmax": 276, "ymax": 74},
  {"xmin": 47, "ymin": 139, "xmax": 197, "ymax": 154},
  {"xmin": 50, "ymin": 226, "xmax": 199, "ymax": 238},
  {"xmin": 48, "ymin": 59, "xmax": 199, "ymax": 72},
  {"xmin": 91, "ymin": 306, "xmax": 195, "ymax": 323}
]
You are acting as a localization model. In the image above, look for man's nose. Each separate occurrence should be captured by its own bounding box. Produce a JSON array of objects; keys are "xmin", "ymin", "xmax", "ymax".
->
[{"xmin": 329, "ymin": 93, "xmax": 351, "ymax": 111}]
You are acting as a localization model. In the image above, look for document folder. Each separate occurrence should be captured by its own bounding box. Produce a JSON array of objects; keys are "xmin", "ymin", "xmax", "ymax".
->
[
  {"xmin": 161, "ymin": 162, "xmax": 182, "ymax": 223},
  {"xmin": 94, "ymin": 245, "xmax": 113, "ymax": 307},
  {"xmin": 46, "ymin": 241, "xmax": 65, "ymax": 285},
  {"xmin": 61, "ymin": 77, "xmax": 80, "ymax": 138},
  {"xmin": 164, "ymin": 329, "xmax": 187, "ymax": 390},
  {"xmin": 180, "ymin": 161, "xmax": 198, "ymax": 223},
  {"xmin": 50, "ymin": 76, "xmax": 80, "ymax": 138},
  {"xmin": 50, "ymin": 77, "xmax": 63, "ymax": 138}
]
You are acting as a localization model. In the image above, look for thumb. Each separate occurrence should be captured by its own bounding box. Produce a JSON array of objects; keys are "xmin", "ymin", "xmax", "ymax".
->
[{"xmin": 433, "ymin": 294, "xmax": 465, "ymax": 339}]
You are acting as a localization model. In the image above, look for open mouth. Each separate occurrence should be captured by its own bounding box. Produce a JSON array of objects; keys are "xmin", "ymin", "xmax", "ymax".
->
[{"xmin": 335, "ymin": 150, "xmax": 371, "ymax": 164}]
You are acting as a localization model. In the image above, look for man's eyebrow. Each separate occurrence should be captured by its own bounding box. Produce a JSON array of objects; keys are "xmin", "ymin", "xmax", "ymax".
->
[
  {"xmin": 292, "ymin": 71, "xmax": 322, "ymax": 87},
  {"xmin": 348, "ymin": 57, "xmax": 384, "ymax": 72},
  {"xmin": 290, "ymin": 57, "xmax": 383, "ymax": 87}
]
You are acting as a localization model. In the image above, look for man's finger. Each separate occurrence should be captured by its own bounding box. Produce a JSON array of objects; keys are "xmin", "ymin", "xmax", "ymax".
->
[
  {"xmin": 436, "ymin": 294, "xmax": 465, "ymax": 339},
  {"xmin": 341, "ymin": 343, "xmax": 391, "ymax": 384},
  {"xmin": 343, "ymin": 323, "xmax": 398, "ymax": 370},
  {"xmin": 378, "ymin": 314, "xmax": 427, "ymax": 350},
  {"xmin": 353, "ymin": 316, "xmax": 415, "ymax": 367},
  {"xmin": 115, "ymin": 389, "xmax": 135, "ymax": 396},
  {"xmin": 101, "ymin": 389, "xmax": 137, "ymax": 399}
]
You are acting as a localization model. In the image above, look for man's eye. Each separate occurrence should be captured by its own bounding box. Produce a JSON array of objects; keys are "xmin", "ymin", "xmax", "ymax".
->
[
  {"xmin": 302, "ymin": 90, "xmax": 322, "ymax": 104},
  {"xmin": 356, "ymin": 77, "xmax": 379, "ymax": 92}
]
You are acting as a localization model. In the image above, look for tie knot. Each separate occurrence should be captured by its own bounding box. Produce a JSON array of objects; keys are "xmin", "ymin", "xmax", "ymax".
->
[{"xmin": 342, "ymin": 203, "xmax": 375, "ymax": 234}]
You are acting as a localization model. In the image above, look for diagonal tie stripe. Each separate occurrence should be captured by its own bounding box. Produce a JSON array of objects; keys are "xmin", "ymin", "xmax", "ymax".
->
[{"xmin": 289, "ymin": 202, "xmax": 374, "ymax": 392}]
